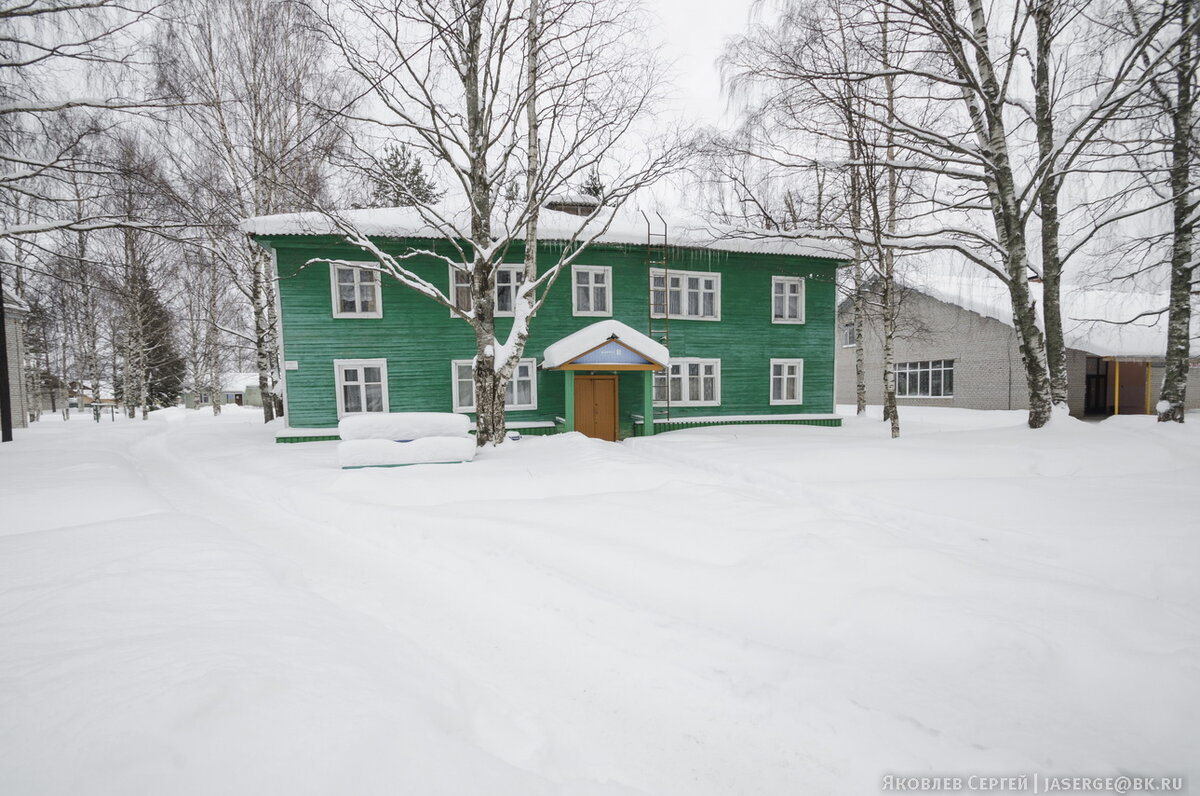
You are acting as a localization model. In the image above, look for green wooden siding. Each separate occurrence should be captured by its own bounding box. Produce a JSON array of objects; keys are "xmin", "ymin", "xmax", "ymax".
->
[{"xmin": 259, "ymin": 234, "xmax": 842, "ymax": 433}]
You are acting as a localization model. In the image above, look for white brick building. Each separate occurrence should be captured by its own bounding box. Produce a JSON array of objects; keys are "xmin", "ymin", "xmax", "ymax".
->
[{"xmin": 836, "ymin": 278, "xmax": 1200, "ymax": 417}]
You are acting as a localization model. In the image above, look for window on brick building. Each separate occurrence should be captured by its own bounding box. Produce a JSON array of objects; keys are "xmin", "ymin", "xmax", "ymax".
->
[{"xmin": 896, "ymin": 360, "xmax": 954, "ymax": 397}]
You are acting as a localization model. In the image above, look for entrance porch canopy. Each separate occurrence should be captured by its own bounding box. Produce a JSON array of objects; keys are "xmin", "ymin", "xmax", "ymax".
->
[
  {"xmin": 542, "ymin": 320, "xmax": 669, "ymax": 371},
  {"xmin": 542, "ymin": 320, "xmax": 668, "ymax": 439}
]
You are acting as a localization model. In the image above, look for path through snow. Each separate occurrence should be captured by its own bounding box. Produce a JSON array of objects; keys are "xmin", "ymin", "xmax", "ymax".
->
[{"xmin": 1, "ymin": 407, "xmax": 1197, "ymax": 794}]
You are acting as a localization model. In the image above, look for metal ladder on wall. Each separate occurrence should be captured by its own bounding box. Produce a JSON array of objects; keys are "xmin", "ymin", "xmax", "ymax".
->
[{"xmin": 643, "ymin": 210, "xmax": 670, "ymax": 425}]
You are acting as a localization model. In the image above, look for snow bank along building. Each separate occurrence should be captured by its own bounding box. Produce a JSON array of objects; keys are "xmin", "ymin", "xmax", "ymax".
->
[
  {"xmin": 244, "ymin": 206, "xmax": 848, "ymax": 442},
  {"xmin": 837, "ymin": 276, "xmax": 1200, "ymax": 416}
]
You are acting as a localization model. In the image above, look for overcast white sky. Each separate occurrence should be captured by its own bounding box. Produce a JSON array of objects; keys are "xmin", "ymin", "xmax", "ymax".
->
[{"xmin": 647, "ymin": 0, "xmax": 756, "ymax": 128}]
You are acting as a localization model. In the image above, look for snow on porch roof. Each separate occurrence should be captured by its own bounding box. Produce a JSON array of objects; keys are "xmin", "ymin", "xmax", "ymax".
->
[
  {"xmin": 241, "ymin": 203, "xmax": 851, "ymax": 261},
  {"xmin": 542, "ymin": 320, "xmax": 668, "ymax": 369}
]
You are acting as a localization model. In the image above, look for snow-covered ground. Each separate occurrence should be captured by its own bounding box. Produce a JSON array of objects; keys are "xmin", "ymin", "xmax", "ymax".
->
[{"xmin": 1, "ymin": 406, "xmax": 1197, "ymax": 794}]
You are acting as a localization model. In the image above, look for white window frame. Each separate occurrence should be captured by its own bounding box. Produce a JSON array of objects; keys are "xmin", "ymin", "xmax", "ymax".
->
[
  {"xmin": 895, "ymin": 359, "xmax": 955, "ymax": 398},
  {"xmin": 451, "ymin": 358, "xmax": 538, "ymax": 412},
  {"xmin": 449, "ymin": 265, "xmax": 535, "ymax": 318},
  {"xmin": 448, "ymin": 265, "xmax": 472, "ymax": 315},
  {"xmin": 334, "ymin": 358, "xmax": 390, "ymax": 418},
  {"xmin": 571, "ymin": 264, "xmax": 613, "ymax": 317},
  {"xmin": 769, "ymin": 358, "xmax": 804, "ymax": 405},
  {"xmin": 653, "ymin": 357, "xmax": 721, "ymax": 407},
  {"xmin": 841, "ymin": 322, "xmax": 856, "ymax": 347},
  {"xmin": 771, "ymin": 276, "xmax": 805, "ymax": 324},
  {"xmin": 330, "ymin": 263, "xmax": 383, "ymax": 319},
  {"xmin": 650, "ymin": 268, "xmax": 721, "ymax": 321},
  {"xmin": 494, "ymin": 265, "xmax": 525, "ymax": 317}
]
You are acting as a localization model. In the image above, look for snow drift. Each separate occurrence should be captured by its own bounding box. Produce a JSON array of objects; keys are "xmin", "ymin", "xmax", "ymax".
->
[
  {"xmin": 337, "ymin": 412, "xmax": 470, "ymax": 441},
  {"xmin": 337, "ymin": 437, "xmax": 477, "ymax": 468}
]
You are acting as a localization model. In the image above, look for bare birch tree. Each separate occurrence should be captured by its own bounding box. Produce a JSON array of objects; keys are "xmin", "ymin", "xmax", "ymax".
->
[
  {"xmin": 717, "ymin": 0, "xmax": 918, "ymax": 432},
  {"xmin": 724, "ymin": 0, "xmax": 1178, "ymax": 428},
  {"xmin": 301, "ymin": 0, "xmax": 686, "ymax": 445},
  {"xmin": 1107, "ymin": 0, "xmax": 1199, "ymax": 422},
  {"xmin": 1149, "ymin": 0, "xmax": 1198, "ymax": 422},
  {"xmin": 1, "ymin": 1, "xmax": 167, "ymax": 240},
  {"xmin": 153, "ymin": 0, "xmax": 347, "ymax": 423}
]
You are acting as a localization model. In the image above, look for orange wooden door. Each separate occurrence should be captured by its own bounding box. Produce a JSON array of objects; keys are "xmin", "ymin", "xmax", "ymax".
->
[{"xmin": 574, "ymin": 376, "xmax": 618, "ymax": 441}]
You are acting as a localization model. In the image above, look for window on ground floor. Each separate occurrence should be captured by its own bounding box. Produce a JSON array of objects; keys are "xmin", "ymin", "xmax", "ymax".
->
[
  {"xmin": 335, "ymin": 359, "xmax": 389, "ymax": 416},
  {"xmin": 770, "ymin": 359, "xmax": 804, "ymax": 405},
  {"xmin": 452, "ymin": 359, "xmax": 538, "ymax": 412},
  {"xmin": 896, "ymin": 359, "xmax": 954, "ymax": 398},
  {"xmin": 653, "ymin": 358, "xmax": 720, "ymax": 406}
]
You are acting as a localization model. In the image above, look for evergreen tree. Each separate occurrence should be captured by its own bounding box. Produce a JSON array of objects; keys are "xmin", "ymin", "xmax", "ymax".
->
[
  {"xmin": 369, "ymin": 143, "xmax": 441, "ymax": 207},
  {"xmin": 580, "ymin": 167, "xmax": 605, "ymax": 199},
  {"xmin": 114, "ymin": 263, "xmax": 185, "ymax": 410}
]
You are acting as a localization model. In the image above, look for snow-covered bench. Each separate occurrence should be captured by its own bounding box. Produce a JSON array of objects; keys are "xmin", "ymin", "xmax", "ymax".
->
[{"xmin": 337, "ymin": 413, "xmax": 476, "ymax": 469}]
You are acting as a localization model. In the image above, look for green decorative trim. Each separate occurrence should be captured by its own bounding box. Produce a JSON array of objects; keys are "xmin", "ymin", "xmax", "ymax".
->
[
  {"xmin": 642, "ymin": 371, "xmax": 655, "ymax": 436},
  {"xmin": 563, "ymin": 371, "xmax": 575, "ymax": 432},
  {"xmin": 278, "ymin": 426, "xmax": 566, "ymax": 443},
  {"xmin": 635, "ymin": 417, "xmax": 842, "ymax": 432},
  {"xmin": 512, "ymin": 425, "xmax": 562, "ymax": 437},
  {"xmin": 277, "ymin": 417, "xmax": 838, "ymax": 443}
]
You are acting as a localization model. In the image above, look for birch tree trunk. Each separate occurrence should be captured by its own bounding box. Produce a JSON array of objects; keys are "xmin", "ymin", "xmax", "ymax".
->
[
  {"xmin": 1033, "ymin": 0, "xmax": 1069, "ymax": 410},
  {"xmin": 847, "ymin": 118, "xmax": 868, "ymax": 416},
  {"xmin": 249, "ymin": 245, "xmax": 276, "ymax": 424},
  {"xmin": 881, "ymin": 253, "xmax": 899, "ymax": 437},
  {"xmin": 853, "ymin": 252, "xmax": 867, "ymax": 415},
  {"xmin": 965, "ymin": 0, "xmax": 1055, "ymax": 428},
  {"xmin": 1157, "ymin": 0, "xmax": 1195, "ymax": 423},
  {"xmin": 882, "ymin": 5, "xmax": 900, "ymax": 438}
]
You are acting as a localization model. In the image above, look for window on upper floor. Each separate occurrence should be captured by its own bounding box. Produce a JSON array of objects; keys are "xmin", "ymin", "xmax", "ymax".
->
[
  {"xmin": 572, "ymin": 264, "xmax": 612, "ymax": 316},
  {"xmin": 841, "ymin": 322, "xmax": 856, "ymax": 347},
  {"xmin": 451, "ymin": 358, "xmax": 538, "ymax": 412},
  {"xmin": 650, "ymin": 268, "xmax": 720, "ymax": 321},
  {"xmin": 653, "ymin": 358, "xmax": 721, "ymax": 406},
  {"xmin": 450, "ymin": 267, "xmax": 471, "ymax": 313},
  {"xmin": 771, "ymin": 276, "xmax": 805, "ymax": 324},
  {"xmin": 770, "ymin": 359, "xmax": 804, "ymax": 405},
  {"xmin": 335, "ymin": 359, "xmax": 389, "ymax": 416},
  {"xmin": 449, "ymin": 265, "xmax": 534, "ymax": 317},
  {"xmin": 896, "ymin": 359, "xmax": 954, "ymax": 398},
  {"xmin": 495, "ymin": 266, "xmax": 525, "ymax": 317},
  {"xmin": 330, "ymin": 264, "xmax": 383, "ymax": 318}
]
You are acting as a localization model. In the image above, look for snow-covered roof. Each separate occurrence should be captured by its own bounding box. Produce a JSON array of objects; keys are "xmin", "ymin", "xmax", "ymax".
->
[
  {"xmin": 221, "ymin": 371, "xmax": 259, "ymax": 392},
  {"xmin": 185, "ymin": 372, "xmax": 258, "ymax": 393},
  {"xmin": 2, "ymin": 288, "xmax": 29, "ymax": 314},
  {"xmin": 241, "ymin": 204, "xmax": 850, "ymax": 261},
  {"xmin": 900, "ymin": 272, "xmax": 1197, "ymax": 358},
  {"xmin": 546, "ymin": 192, "xmax": 601, "ymax": 206},
  {"xmin": 542, "ymin": 320, "xmax": 669, "ymax": 369}
]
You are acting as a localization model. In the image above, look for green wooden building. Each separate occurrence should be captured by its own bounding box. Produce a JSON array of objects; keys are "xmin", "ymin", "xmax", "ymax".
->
[{"xmin": 245, "ymin": 207, "xmax": 847, "ymax": 442}]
